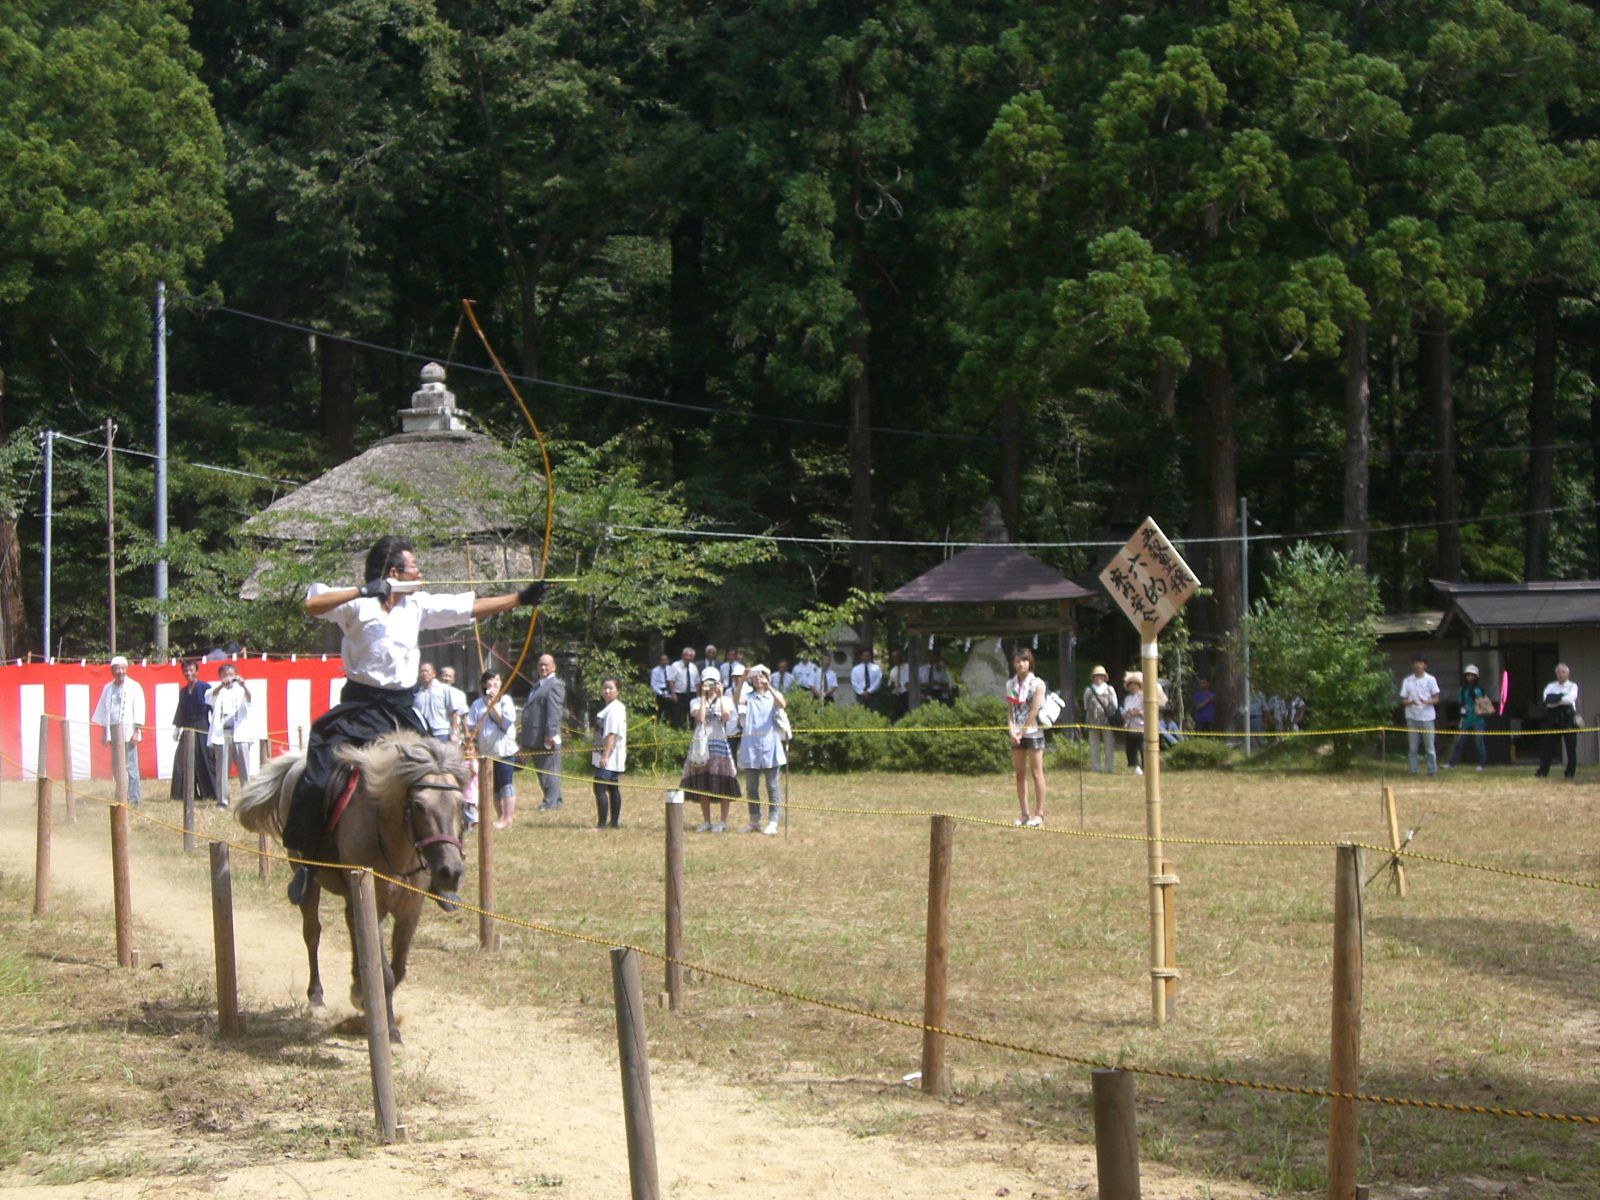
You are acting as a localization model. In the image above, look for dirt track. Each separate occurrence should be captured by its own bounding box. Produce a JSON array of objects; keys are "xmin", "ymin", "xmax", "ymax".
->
[{"xmin": 0, "ymin": 792, "xmax": 1251, "ymax": 1198}]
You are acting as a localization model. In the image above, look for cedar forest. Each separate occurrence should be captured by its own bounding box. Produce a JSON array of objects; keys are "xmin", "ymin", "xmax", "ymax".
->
[{"xmin": 2, "ymin": 0, "xmax": 1599, "ymax": 724}]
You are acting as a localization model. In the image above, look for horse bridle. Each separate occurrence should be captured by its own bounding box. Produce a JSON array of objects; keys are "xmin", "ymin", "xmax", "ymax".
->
[{"xmin": 392, "ymin": 779, "xmax": 464, "ymax": 878}]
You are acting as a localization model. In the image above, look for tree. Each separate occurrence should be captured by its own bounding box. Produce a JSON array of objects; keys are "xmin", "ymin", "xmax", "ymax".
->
[{"xmin": 1244, "ymin": 542, "xmax": 1393, "ymax": 767}]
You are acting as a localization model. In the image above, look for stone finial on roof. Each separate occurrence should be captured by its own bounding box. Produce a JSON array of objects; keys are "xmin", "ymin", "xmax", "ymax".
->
[
  {"xmin": 402, "ymin": 362, "xmax": 469, "ymax": 433},
  {"xmin": 975, "ymin": 499, "xmax": 1008, "ymax": 544}
]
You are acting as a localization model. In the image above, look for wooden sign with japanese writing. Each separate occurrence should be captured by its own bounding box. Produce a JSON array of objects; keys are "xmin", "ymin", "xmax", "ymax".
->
[{"xmin": 1098, "ymin": 517, "xmax": 1201, "ymax": 634}]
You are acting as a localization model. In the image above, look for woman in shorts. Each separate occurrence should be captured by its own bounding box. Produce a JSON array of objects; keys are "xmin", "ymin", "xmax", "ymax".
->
[{"xmin": 1006, "ymin": 648, "xmax": 1047, "ymax": 826}]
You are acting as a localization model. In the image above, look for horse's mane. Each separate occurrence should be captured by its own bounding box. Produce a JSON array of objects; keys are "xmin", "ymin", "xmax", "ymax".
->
[{"xmin": 336, "ymin": 731, "xmax": 468, "ymax": 805}]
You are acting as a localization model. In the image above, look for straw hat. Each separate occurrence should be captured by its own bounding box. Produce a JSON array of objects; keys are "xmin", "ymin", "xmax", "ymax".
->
[
  {"xmin": 1124, "ymin": 670, "xmax": 1142, "ymax": 687},
  {"xmin": 1090, "ymin": 665, "xmax": 1108, "ymax": 678}
]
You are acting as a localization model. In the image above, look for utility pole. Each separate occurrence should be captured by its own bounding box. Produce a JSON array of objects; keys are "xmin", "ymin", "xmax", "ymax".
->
[
  {"xmin": 40, "ymin": 430, "xmax": 53, "ymax": 660},
  {"xmin": 154, "ymin": 280, "xmax": 169, "ymax": 653},
  {"xmin": 105, "ymin": 418, "xmax": 117, "ymax": 656},
  {"xmin": 1240, "ymin": 495, "xmax": 1251, "ymax": 758}
]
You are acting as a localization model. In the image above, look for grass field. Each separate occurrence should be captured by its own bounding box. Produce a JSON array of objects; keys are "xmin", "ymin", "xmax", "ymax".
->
[{"xmin": 18, "ymin": 750, "xmax": 1600, "ymax": 1196}]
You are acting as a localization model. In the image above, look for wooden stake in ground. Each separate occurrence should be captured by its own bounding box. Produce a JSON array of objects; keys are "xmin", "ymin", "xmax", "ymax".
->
[
  {"xmin": 34, "ymin": 714, "xmax": 52, "ymax": 916},
  {"xmin": 664, "ymin": 792, "xmax": 684, "ymax": 1012},
  {"xmin": 257, "ymin": 739, "xmax": 270, "ymax": 879},
  {"xmin": 348, "ymin": 869, "xmax": 399, "ymax": 1143},
  {"xmin": 1381, "ymin": 786, "xmax": 1407, "ymax": 898},
  {"xmin": 1329, "ymin": 842, "xmax": 1363, "ymax": 1200},
  {"xmin": 921, "ymin": 813, "xmax": 954, "ymax": 1098},
  {"xmin": 59, "ymin": 716, "xmax": 75, "ymax": 824},
  {"xmin": 109, "ymin": 737, "xmax": 134, "ymax": 969},
  {"xmin": 477, "ymin": 758, "xmax": 499, "ymax": 952},
  {"xmin": 1091, "ymin": 1068, "xmax": 1142, "ymax": 1200},
  {"xmin": 180, "ymin": 728, "xmax": 196, "ymax": 852},
  {"xmin": 610, "ymin": 946, "xmax": 661, "ymax": 1200},
  {"xmin": 209, "ymin": 843, "xmax": 241, "ymax": 1036},
  {"xmin": 1159, "ymin": 859, "xmax": 1179, "ymax": 1020}
]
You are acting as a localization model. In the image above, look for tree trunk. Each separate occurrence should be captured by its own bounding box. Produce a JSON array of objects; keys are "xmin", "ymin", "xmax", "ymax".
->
[
  {"xmin": 1424, "ymin": 310, "xmax": 1460, "ymax": 581},
  {"xmin": 318, "ymin": 336, "xmax": 357, "ymax": 463},
  {"xmin": 999, "ymin": 390, "xmax": 1020, "ymax": 540},
  {"xmin": 0, "ymin": 373, "xmax": 25, "ymax": 659},
  {"xmin": 1343, "ymin": 319, "xmax": 1371, "ymax": 569},
  {"xmin": 847, "ymin": 300, "xmax": 874, "ymax": 647},
  {"xmin": 1591, "ymin": 333, "xmax": 1600, "ymax": 571},
  {"xmin": 1525, "ymin": 288, "xmax": 1558, "ymax": 580},
  {"xmin": 669, "ymin": 214, "xmax": 709, "ymax": 477},
  {"xmin": 1200, "ymin": 357, "xmax": 1240, "ymax": 729}
]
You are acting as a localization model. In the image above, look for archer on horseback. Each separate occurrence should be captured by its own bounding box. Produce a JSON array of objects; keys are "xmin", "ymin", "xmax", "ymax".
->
[{"xmin": 283, "ymin": 534, "xmax": 547, "ymax": 904}]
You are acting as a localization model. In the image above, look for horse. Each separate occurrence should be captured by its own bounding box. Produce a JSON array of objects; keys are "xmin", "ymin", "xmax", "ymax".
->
[{"xmin": 235, "ymin": 730, "xmax": 467, "ymax": 1043}]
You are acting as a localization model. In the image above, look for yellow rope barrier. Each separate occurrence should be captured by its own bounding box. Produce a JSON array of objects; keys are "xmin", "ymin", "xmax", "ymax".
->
[{"xmin": 19, "ymin": 761, "xmax": 1600, "ymax": 1127}]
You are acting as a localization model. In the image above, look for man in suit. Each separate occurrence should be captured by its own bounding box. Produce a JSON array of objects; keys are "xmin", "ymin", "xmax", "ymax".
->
[{"xmin": 523, "ymin": 653, "xmax": 567, "ymax": 810}]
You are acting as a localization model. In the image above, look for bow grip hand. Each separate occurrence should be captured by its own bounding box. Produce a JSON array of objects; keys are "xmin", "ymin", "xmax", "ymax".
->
[
  {"xmin": 518, "ymin": 580, "xmax": 549, "ymax": 607},
  {"xmin": 358, "ymin": 577, "xmax": 392, "ymax": 600}
]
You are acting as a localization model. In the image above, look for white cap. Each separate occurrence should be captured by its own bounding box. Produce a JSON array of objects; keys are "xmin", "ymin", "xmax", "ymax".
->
[
  {"xmin": 1464, "ymin": 663, "xmax": 1480, "ymax": 676},
  {"xmin": 109, "ymin": 655, "xmax": 129, "ymax": 669},
  {"xmin": 731, "ymin": 661, "xmax": 747, "ymax": 677}
]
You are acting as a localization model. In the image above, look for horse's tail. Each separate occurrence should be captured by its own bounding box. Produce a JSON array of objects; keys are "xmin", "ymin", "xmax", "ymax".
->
[{"xmin": 236, "ymin": 751, "xmax": 305, "ymax": 839}]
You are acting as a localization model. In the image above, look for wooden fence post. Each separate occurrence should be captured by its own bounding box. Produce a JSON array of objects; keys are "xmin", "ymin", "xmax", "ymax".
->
[
  {"xmin": 921, "ymin": 813, "xmax": 954, "ymax": 1098},
  {"xmin": 477, "ymin": 757, "xmax": 499, "ymax": 952},
  {"xmin": 1381, "ymin": 787, "xmax": 1407, "ymax": 898},
  {"xmin": 610, "ymin": 946, "xmax": 661, "ymax": 1200},
  {"xmin": 1091, "ymin": 1068, "xmax": 1142, "ymax": 1200},
  {"xmin": 209, "ymin": 843, "xmax": 241, "ymax": 1036},
  {"xmin": 348, "ymin": 869, "xmax": 400, "ymax": 1143},
  {"xmin": 664, "ymin": 792, "xmax": 685, "ymax": 1012},
  {"xmin": 257, "ymin": 739, "xmax": 270, "ymax": 879},
  {"xmin": 180, "ymin": 728, "xmax": 197, "ymax": 852},
  {"xmin": 60, "ymin": 716, "xmax": 76, "ymax": 824},
  {"xmin": 109, "ymin": 737, "xmax": 135, "ymax": 969},
  {"xmin": 1329, "ymin": 843, "xmax": 1363, "ymax": 1200},
  {"xmin": 34, "ymin": 715, "xmax": 52, "ymax": 916}
]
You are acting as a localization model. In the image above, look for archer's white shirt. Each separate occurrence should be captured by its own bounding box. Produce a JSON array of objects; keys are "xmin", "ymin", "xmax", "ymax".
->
[
  {"xmin": 309, "ymin": 586, "xmax": 476, "ymax": 690},
  {"xmin": 92, "ymin": 679, "xmax": 145, "ymax": 742}
]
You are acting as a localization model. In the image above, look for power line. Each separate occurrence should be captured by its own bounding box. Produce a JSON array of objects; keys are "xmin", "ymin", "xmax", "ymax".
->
[
  {"xmin": 174, "ymin": 296, "xmax": 1001, "ymax": 444},
  {"xmin": 49, "ymin": 431, "xmax": 302, "ymax": 486},
  {"xmin": 609, "ymin": 498, "xmax": 1600, "ymax": 551}
]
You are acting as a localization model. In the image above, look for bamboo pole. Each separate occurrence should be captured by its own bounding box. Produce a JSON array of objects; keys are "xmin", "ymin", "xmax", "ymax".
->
[
  {"xmin": 921, "ymin": 813, "xmax": 954, "ymax": 1097},
  {"xmin": 34, "ymin": 715, "xmax": 52, "ymax": 916},
  {"xmin": 663, "ymin": 792, "xmax": 684, "ymax": 1012},
  {"xmin": 60, "ymin": 716, "xmax": 76, "ymax": 823},
  {"xmin": 209, "ymin": 843, "xmax": 241, "ymax": 1036},
  {"xmin": 1160, "ymin": 860, "xmax": 1178, "ymax": 1020},
  {"xmin": 610, "ymin": 946, "xmax": 661, "ymax": 1200},
  {"xmin": 349, "ymin": 870, "xmax": 399, "ymax": 1143},
  {"xmin": 1141, "ymin": 622, "xmax": 1167, "ymax": 1026},
  {"xmin": 110, "ymin": 737, "xmax": 134, "ymax": 968},
  {"xmin": 477, "ymin": 757, "xmax": 498, "ymax": 952},
  {"xmin": 1329, "ymin": 843, "xmax": 1364, "ymax": 1200},
  {"xmin": 1381, "ymin": 786, "xmax": 1407, "ymax": 898},
  {"xmin": 1091, "ymin": 1068, "xmax": 1142, "ymax": 1200}
]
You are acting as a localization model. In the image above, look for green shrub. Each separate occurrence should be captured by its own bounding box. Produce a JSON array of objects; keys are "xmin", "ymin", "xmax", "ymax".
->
[
  {"xmin": 1048, "ymin": 736, "xmax": 1089, "ymax": 771},
  {"xmin": 1160, "ymin": 737, "xmax": 1240, "ymax": 771},
  {"xmin": 785, "ymin": 692, "xmax": 891, "ymax": 772},
  {"xmin": 883, "ymin": 697, "xmax": 1012, "ymax": 775}
]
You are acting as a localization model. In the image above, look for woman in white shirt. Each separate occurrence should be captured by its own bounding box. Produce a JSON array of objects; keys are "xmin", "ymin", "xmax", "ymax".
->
[
  {"xmin": 590, "ymin": 677, "xmax": 627, "ymax": 829},
  {"xmin": 1006, "ymin": 648, "xmax": 1047, "ymax": 826},
  {"xmin": 1121, "ymin": 671, "xmax": 1165, "ymax": 776},
  {"xmin": 469, "ymin": 670, "xmax": 520, "ymax": 829},
  {"xmin": 738, "ymin": 665, "xmax": 788, "ymax": 835},
  {"xmin": 684, "ymin": 671, "xmax": 740, "ymax": 831}
]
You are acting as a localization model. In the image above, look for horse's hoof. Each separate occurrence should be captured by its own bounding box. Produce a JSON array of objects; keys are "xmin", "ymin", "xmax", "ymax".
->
[
  {"xmin": 388, "ymin": 1027, "xmax": 404, "ymax": 1046},
  {"xmin": 307, "ymin": 993, "xmax": 325, "ymax": 1012},
  {"xmin": 433, "ymin": 890, "xmax": 461, "ymax": 914}
]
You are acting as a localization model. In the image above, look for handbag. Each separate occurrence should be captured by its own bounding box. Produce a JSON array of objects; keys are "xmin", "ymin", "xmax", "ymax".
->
[
  {"xmin": 1473, "ymin": 695, "xmax": 1495, "ymax": 716},
  {"xmin": 686, "ymin": 720, "xmax": 711, "ymax": 767},
  {"xmin": 1036, "ymin": 691, "xmax": 1066, "ymax": 729},
  {"xmin": 775, "ymin": 707, "xmax": 793, "ymax": 744}
]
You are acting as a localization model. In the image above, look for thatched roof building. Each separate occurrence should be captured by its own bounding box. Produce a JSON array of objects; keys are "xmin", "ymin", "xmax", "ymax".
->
[{"xmin": 241, "ymin": 363, "xmax": 542, "ymax": 597}]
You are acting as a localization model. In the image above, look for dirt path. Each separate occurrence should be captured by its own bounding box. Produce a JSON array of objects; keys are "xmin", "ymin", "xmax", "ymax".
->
[{"xmin": 0, "ymin": 797, "xmax": 1251, "ymax": 1199}]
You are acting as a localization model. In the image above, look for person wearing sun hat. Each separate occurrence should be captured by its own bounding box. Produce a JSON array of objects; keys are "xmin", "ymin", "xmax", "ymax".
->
[
  {"xmin": 92, "ymin": 655, "xmax": 145, "ymax": 805},
  {"xmin": 1081, "ymin": 665, "xmax": 1119, "ymax": 774},
  {"xmin": 683, "ymin": 670, "xmax": 740, "ymax": 832},
  {"xmin": 1445, "ymin": 663, "xmax": 1488, "ymax": 771}
]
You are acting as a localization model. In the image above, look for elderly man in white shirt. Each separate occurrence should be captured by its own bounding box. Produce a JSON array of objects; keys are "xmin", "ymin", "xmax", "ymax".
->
[
  {"xmin": 91, "ymin": 655, "xmax": 145, "ymax": 804},
  {"xmin": 1535, "ymin": 662, "xmax": 1580, "ymax": 780},
  {"xmin": 207, "ymin": 661, "xmax": 253, "ymax": 807},
  {"xmin": 1398, "ymin": 652, "xmax": 1441, "ymax": 777},
  {"xmin": 281, "ymin": 535, "xmax": 546, "ymax": 904}
]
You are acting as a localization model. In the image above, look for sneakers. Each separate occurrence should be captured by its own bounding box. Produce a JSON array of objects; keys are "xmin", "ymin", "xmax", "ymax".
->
[
  {"xmin": 537, "ymin": 799, "xmax": 563, "ymax": 811},
  {"xmin": 1475, "ymin": 765, "xmax": 1485, "ymax": 772},
  {"xmin": 740, "ymin": 822, "xmax": 760, "ymax": 833},
  {"xmin": 710, "ymin": 821, "xmax": 727, "ymax": 833},
  {"xmin": 1134, "ymin": 766, "xmax": 1144, "ymax": 776},
  {"xmin": 1026, "ymin": 815, "xmax": 1043, "ymax": 827},
  {"xmin": 1013, "ymin": 818, "xmax": 1026, "ymax": 826},
  {"xmin": 694, "ymin": 821, "xmax": 713, "ymax": 833},
  {"xmin": 762, "ymin": 821, "xmax": 779, "ymax": 836}
]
